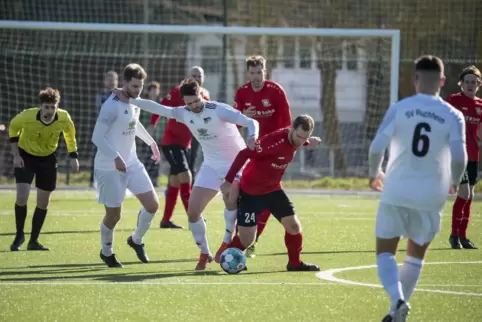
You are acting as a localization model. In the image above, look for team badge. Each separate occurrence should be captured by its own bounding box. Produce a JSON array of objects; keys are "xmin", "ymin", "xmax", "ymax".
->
[
  {"xmin": 203, "ymin": 117, "xmax": 212, "ymax": 124},
  {"xmin": 262, "ymin": 99, "xmax": 271, "ymax": 107},
  {"xmin": 128, "ymin": 120, "xmax": 136, "ymax": 129},
  {"xmin": 476, "ymin": 107, "xmax": 481, "ymax": 115}
]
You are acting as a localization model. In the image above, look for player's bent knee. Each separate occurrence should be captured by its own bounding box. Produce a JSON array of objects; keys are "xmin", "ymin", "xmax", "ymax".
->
[
  {"xmin": 281, "ymin": 215, "xmax": 302, "ymax": 235},
  {"xmin": 458, "ymin": 184, "xmax": 470, "ymax": 199},
  {"xmin": 238, "ymin": 227, "xmax": 256, "ymax": 248},
  {"xmin": 178, "ymin": 171, "xmax": 192, "ymax": 184},
  {"xmin": 36, "ymin": 189, "xmax": 52, "ymax": 209}
]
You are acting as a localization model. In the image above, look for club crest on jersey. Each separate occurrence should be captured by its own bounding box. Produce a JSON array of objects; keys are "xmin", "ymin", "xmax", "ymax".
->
[
  {"xmin": 476, "ymin": 107, "xmax": 481, "ymax": 115},
  {"xmin": 262, "ymin": 99, "xmax": 271, "ymax": 107},
  {"xmin": 197, "ymin": 128, "xmax": 208, "ymax": 136},
  {"xmin": 128, "ymin": 120, "xmax": 136, "ymax": 129},
  {"xmin": 203, "ymin": 117, "xmax": 212, "ymax": 124}
]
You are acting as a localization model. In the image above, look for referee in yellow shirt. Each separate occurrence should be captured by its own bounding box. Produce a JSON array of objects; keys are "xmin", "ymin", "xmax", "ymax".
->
[{"xmin": 8, "ymin": 87, "xmax": 79, "ymax": 251}]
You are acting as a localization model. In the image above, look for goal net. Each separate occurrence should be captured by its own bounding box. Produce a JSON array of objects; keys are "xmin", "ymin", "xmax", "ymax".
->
[{"xmin": 1, "ymin": 0, "xmax": 479, "ymax": 189}]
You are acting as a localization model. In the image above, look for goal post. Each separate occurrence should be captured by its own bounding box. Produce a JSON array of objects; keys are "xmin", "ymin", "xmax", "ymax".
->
[
  {"xmin": 0, "ymin": 20, "xmax": 401, "ymax": 184},
  {"xmin": 0, "ymin": 20, "xmax": 401, "ymax": 106}
]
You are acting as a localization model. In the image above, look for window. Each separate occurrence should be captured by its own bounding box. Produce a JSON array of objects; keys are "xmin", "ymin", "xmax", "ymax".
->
[
  {"xmin": 346, "ymin": 42, "xmax": 358, "ymax": 70},
  {"xmin": 299, "ymin": 38, "xmax": 312, "ymax": 69},
  {"xmin": 282, "ymin": 37, "xmax": 295, "ymax": 68},
  {"xmin": 201, "ymin": 46, "xmax": 221, "ymax": 73}
]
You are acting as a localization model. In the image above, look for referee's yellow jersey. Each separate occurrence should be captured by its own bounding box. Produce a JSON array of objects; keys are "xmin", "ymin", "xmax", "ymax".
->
[{"xmin": 9, "ymin": 107, "xmax": 78, "ymax": 157}]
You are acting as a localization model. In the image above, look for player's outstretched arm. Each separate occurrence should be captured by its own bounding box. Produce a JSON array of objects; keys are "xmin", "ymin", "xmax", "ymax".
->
[
  {"xmin": 135, "ymin": 122, "xmax": 155, "ymax": 146},
  {"xmin": 368, "ymin": 105, "xmax": 396, "ymax": 189},
  {"xmin": 216, "ymin": 103, "xmax": 259, "ymax": 140},
  {"xmin": 91, "ymin": 104, "xmax": 119, "ymax": 160},
  {"xmin": 450, "ymin": 111, "xmax": 468, "ymax": 186},
  {"xmin": 8, "ymin": 111, "xmax": 25, "ymax": 167},
  {"xmin": 129, "ymin": 98, "xmax": 185, "ymax": 123},
  {"xmin": 62, "ymin": 111, "xmax": 79, "ymax": 158}
]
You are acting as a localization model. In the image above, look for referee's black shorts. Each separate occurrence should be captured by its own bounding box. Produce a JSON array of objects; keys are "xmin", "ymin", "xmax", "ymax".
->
[
  {"xmin": 161, "ymin": 145, "xmax": 190, "ymax": 175},
  {"xmin": 15, "ymin": 148, "xmax": 57, "ymax": 192}
]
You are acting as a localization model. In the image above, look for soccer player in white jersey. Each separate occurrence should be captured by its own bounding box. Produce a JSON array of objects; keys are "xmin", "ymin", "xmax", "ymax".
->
[
  {"xmin": 117, "ymin": 78, "xmax": 259, "ymax": 270},
  {"xmin": 92, "ymin": 64, "xmax": 161, "ymax": 268},
  {"xmin": 368, "ymin": 55, "xmax": 467, "ymax": 322}
]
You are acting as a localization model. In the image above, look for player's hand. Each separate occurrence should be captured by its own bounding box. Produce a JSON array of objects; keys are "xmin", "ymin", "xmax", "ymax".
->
[
  {"xmin": 247, "ymin": 136, "xmax": 256, "ymax": 150},
  {"xmin": 369, "ymin": 172, "xmax": 385, "ymax": 192},
  {"xmin": 70, "ymin": 158, "xmax": 80, "ymax": 173},
  {"xmin": 114, "ymin": 156, "xmax": 127, "ymax": 173},
  {"xmin": 13, "ymin": 155, "xmax": 24, "ymax": 168},
  {"xmin": 150, "ymin": 142, "xmax": 161, "ymax": 164},
  {"xmin": 243, "ymin": 106, "xmax": 256, "ymax": 118},
  {"xmin": 306, "ymin": 136, "xmax": 322, "ymax": 148},
  {"xmin": 220, "ymin": 181, "xmax": 232, "ymax": 195},
  {"xmin": 449, "ymin": 184, "xmax": 458, "ymax": 194},
  {"xmin": 113, "ymin": 88, "xmax": 129, "ymax": 103}
]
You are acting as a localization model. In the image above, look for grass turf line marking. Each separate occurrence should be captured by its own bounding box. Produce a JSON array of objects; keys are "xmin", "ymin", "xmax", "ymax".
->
[
  {"xmin": 0, "ymin": 281, "xmax": 336, "ymax": 286},
  {"xmin": 316, "ymin": 261, "xmax": 482, "ymax": 297}
]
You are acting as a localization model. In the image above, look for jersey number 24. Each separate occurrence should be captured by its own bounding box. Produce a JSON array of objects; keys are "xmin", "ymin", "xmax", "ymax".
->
[{"xmin": 412, "ymin": 122, "xmax": 431, "ymax": 157}]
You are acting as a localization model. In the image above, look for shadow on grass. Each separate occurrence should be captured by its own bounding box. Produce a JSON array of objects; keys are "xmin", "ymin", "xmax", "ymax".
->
[{"xmin": 259, "ymin": 247, "xmax": 454, "ymax": 257}]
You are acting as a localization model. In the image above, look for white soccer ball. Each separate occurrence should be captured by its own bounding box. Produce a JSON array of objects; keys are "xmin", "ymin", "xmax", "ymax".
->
[{"xmin": 220, "ymin": 247, "xmax": 246, "ymax": 274}]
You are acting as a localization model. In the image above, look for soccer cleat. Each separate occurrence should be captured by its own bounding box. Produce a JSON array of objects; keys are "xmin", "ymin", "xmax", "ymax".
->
[
  {"xmin": 381, "ymin": 314, "xmax": 393, "ymax": 322},
  {"xmin": 460, "ymin": 238, "xmax": 478, "ymax": 249},
  {"xmin": 449, "ymin": 235, "xmax": 462, "ymax": 249},
  {"xmin": 26, "ymin": 240, "xmax": 49, "ymax": 251},
  {"xmin": 214, "ymin": 242, "xmax": 229, "ymax": 263},
  {"xmin": 127, "ymin": 236, "xmax": 149, "ymax": 263},
  {"xmin": 392, "ymin": 300, "xmax": 410, "ymax": 322},
  {"xmin": 195, "ymin": 253, "xmax": 213, "ymax": 270},
  {"xmin": 100, "ymin": 250, "xmax": 123, "ymax": 268},
  {"xmin": 160, "ymin": 221, "xmax": 184, "ymax": 229},
  {"xmin": 245, "ymin": 242, "xmax": 257, "ymax": 258},
  {"xmin": 286, "ymin": 261, "xmax": 320, "ymax": 272},
  {"xmin": 10, "ymin": 232, "xmax": 25, "ymax": 251}
]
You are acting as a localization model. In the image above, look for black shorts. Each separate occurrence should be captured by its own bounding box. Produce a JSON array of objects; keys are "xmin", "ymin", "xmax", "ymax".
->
[
  {"xmin": 237, "ymin": 189, "xmax": 295, "ymax": 227},
  {"xmin": 161, "ymin": 145, "xmax": 190, "ymax": 175},
  {"xmin": 461, "ymin": 161, "xmax": 478, "ymax": 186},
  {"xmin": 15, "ymin": 149, "xmax": 57, "ymax": 192}
]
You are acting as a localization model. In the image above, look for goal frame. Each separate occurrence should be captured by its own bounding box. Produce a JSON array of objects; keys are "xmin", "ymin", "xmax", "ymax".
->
[{"xmin": 0, "ymin": 20, "xmax": 401, "ymax": 105}]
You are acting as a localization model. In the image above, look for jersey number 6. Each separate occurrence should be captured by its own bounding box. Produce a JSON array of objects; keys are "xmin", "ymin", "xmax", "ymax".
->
[{"xmin": 412, "ymin": 122, "xmax": 431, "ymax": 157}]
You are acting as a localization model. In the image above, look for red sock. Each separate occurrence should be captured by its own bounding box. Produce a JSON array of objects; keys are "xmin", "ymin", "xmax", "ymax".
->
[
  {"xmin": 179, "ymin": 183, "xmax": 191, "ymax": 212},
  {"xmin": 161, "ymin": 186, "xmax": 179, "ymax": 223},
  {"xmin": 228, "ymin": 235, "xmax": 246, "ymax": 251},
  {"xmin": 285, "ymin": 232, "xmax": 303, "ymax": 267},
  {"xmin": 452, "ymin": 197, "xmax": 466, "ymax": 236},
  {"xmin": 256, "ymin": 210, "xmax": 271, "ymax": 239},
  {"xmin": 459, "ymin": 199, "xmax": 472, "ymax": 239}
]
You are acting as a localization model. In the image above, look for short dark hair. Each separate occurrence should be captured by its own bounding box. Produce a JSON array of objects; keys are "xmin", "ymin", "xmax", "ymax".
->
[
  {"xmin": 246, "ymin": 55, "xmax": 266, "ymax": 70},
  {"xmin": 123, "ymin": 63, "xmax": 147, "ymax": 82},
  {"xmin": 179, "ymin": 78, "xmax": 200, "ymax": 97},
  {"xmin": 39, "ymin": 87, "xmax": 61, "ymax": 105},
  {"xmin": 459, "ymin": 65, "xmax": 482, "ymax": 82},
  {"xmin": 147, "ymin": 81, "xmax": 160, "ymax": 91},
  {"xmin": 292, "ymin": 114, "xmax": 314, "ymax": 132},
  {"xmin": 414, "ymin": 55, "xmax": 444, "ymax": 74}
]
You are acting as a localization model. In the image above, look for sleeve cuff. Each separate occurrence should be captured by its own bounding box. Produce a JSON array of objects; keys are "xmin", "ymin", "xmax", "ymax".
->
[
  {"xmin": 9, "ymin": 137, "xmax": 19, "ymax": 143},
  {"xmin": 69, "ymin": 152, "xmax": 79, "ymax": 158}
]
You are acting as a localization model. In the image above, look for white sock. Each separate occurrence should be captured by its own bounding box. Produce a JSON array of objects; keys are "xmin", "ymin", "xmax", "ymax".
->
[
  {"xmin": 189, "ymin": 217, "xmax": 210, "ymax": 254},
  {"xmin": 223, "ymin": 209, "xmax": 237, "ymax": 244},
  {"xmin": 100, "ymin": 222, "xmax": 114, "ymax": 256},
  {"xmin": 132, "ymin": 208, "xmax": 155, "ymax": 245},
  {"xmin": 377, "ymin": 252, "xmax": 404, "ymax": 310},
  {"xmin": 400, "ymin": 255, "xmax": 424, "ymax": 301}
]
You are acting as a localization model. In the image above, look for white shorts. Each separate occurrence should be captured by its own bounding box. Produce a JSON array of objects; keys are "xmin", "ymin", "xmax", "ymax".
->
[
  {"xmin": 193, "ymin": 164, "xmax": 242, "ymax": 191},
  {"xmin": 94, "ymin": 162, "xmax": 154, "ymax": 208},
  {"xmin": 375, "ymin": 202, "xmax": 441, "ymax": 246}
]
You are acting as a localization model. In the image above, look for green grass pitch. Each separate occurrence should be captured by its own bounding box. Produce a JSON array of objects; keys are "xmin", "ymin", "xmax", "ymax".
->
[{"xmin": 0, "ymin": 190, "xmax": 481, "ymax": 321}]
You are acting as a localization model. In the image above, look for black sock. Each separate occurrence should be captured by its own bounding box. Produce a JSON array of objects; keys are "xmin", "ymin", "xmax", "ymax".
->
[
  {"xmin": 30, "ymin": 207, "xmax": 47, "ymax": 242},
  {"xmin": 14, "ymin": 204, "xmax": 27, "ymax": 234}
]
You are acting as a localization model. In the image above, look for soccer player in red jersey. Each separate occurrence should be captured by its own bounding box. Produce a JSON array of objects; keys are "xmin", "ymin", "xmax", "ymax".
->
[
  {"xmin": 447, "ymin": 66, "xmax": 482, "ymax": 249},
  {"xmin": 220, "ymin": 115, "xmax": 321, "ymax": 271},
  {"xmin": 226, "ymin": 55, "xmax": 292, "ymax": 259},
  {"xmin": 149, "ymin": 66, "xmax": 210, "ymax": 229}
]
